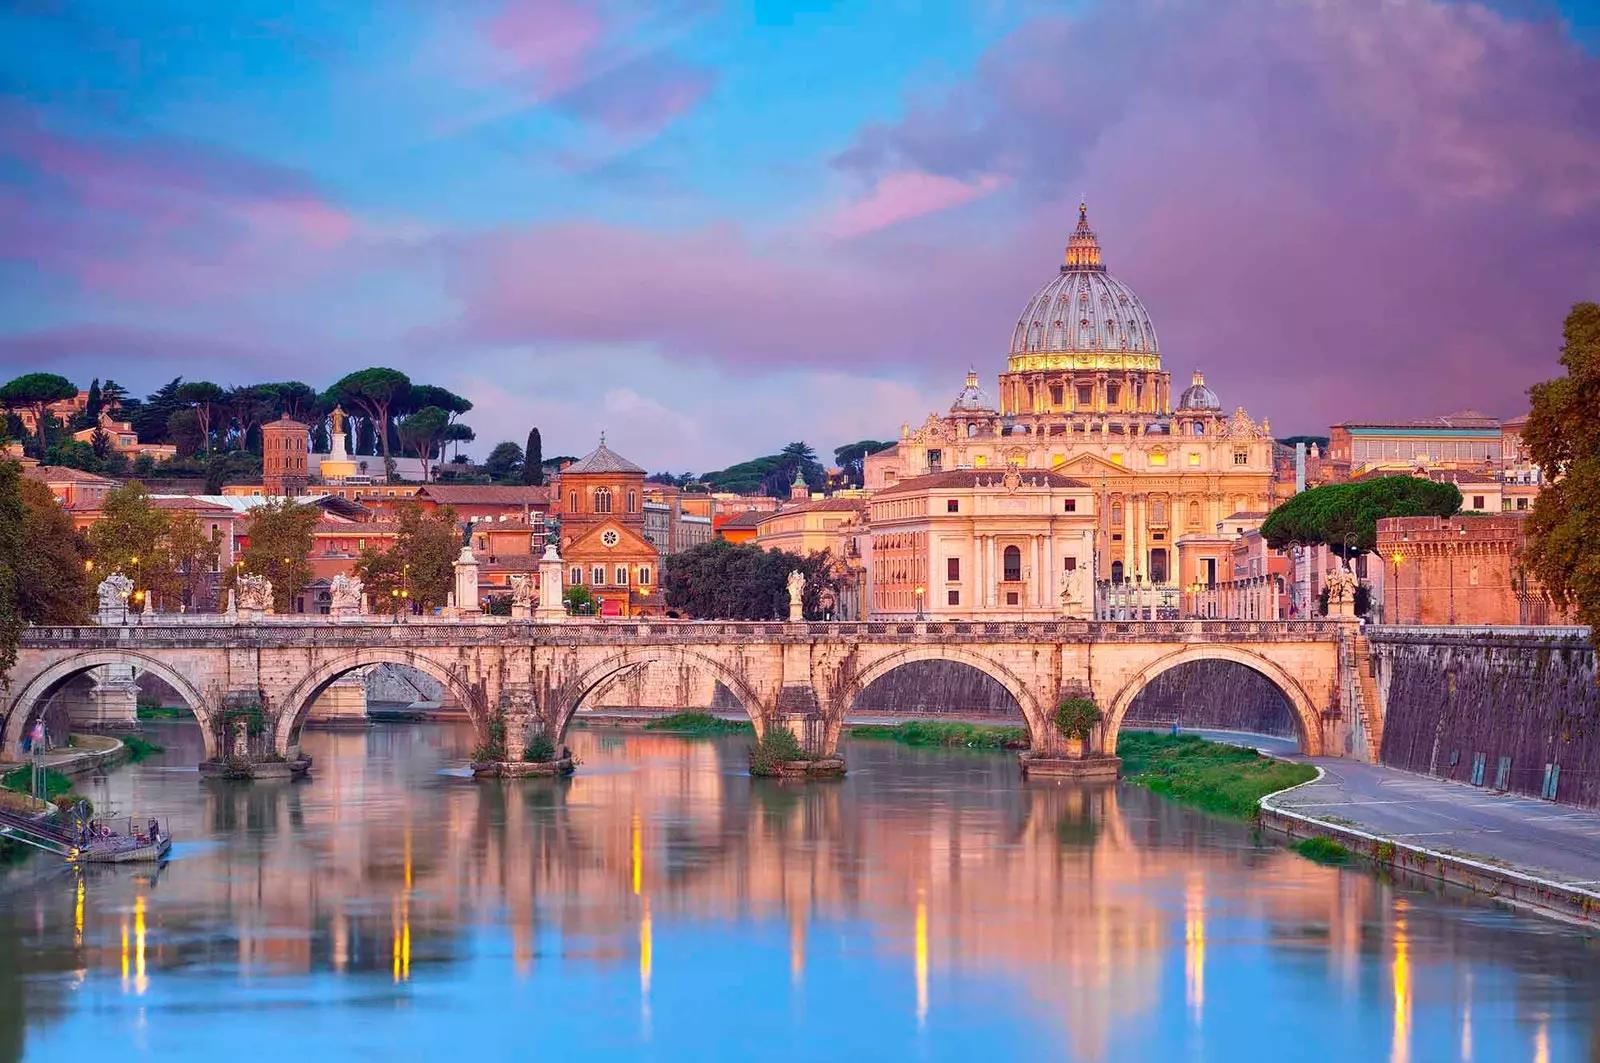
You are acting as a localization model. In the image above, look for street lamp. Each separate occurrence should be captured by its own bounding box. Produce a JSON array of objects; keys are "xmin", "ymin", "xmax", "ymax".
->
[
  {"xmin": 1391, "ymin": 551, "xmax": 1404, "ymax": 625},
  {"xmin": 914, "ymin": 584, "xmax": 925, "ymax": 621}
]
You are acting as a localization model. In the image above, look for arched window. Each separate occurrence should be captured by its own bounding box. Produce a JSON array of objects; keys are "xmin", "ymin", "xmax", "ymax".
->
[
  {"xmin": 627, "ymin": 490, "xmax": 637, "ymax": 513},
  {"xmin": 1151, "ymin": 500, "xmax": 1166, "ymax": 524},
  {"xmin": 1111, "ymin": 502, "xmax": 1123, "ymax": 525},
  {"xmin": 594, "ymin": 487, "xmax": 612, "ymax": 513},
  {"xmin": 1003, "ymin": 545, "xmax": 1022, "ymax": 582},
  {"xmin": 1188, "ymin": 500, "xmax": 1201, "ymax": 525},
  {"xmin": 569, "ymin": 491, "xmax": 578, "ymax": 512},
  {"xmin": 1111, "ymin": 560, "xmax": 1124, "ymax": 583}
]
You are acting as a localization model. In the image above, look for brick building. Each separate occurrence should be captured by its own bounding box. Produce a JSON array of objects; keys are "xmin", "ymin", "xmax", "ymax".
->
[{"xmin": 1376, "ymin": 515, "xmax": 1567, "ymax": 626}]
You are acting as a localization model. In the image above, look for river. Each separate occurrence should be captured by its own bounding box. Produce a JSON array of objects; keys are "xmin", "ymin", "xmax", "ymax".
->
[{"xmin": 2, "ymin": 721, "xmax": 1597, "ymax": 1061}]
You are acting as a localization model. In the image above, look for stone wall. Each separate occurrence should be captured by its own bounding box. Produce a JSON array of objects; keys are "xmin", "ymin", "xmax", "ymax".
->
[
  {"xmin": 851, "ymin": 661, "xmax": 1022, "ymax": 718},
  {"xmin": 1122, "ymin": 661, "xmax": 1297, "ymax": 737},
  {"xmin": 1372, "ymin": 628, "xmax": 1600, "ymax": 809}
]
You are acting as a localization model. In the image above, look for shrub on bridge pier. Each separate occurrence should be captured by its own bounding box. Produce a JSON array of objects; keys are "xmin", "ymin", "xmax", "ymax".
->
[
  {"xmin": 1053, "ymin": 697, "xmax": 1103, "ymax": 743},
  {"xmin": 523, "ymin": 733, "xmax": 556, "ymax": 763},
  {"xmin": 749, "ymin": 728, "xmax": 812, "ymax": 776}
]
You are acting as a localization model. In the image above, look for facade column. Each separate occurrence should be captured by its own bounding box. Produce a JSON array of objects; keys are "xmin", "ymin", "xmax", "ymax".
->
[
  {"xmin": 1045, "ymin": 530, "xmax": 1057, "ymax": 612},
  {"xmin": 1030, "ymin": 535, "xmax": 1041, "ymax": 609},
  {"xmin": 986, "ymin": 536, "xmax": 998, "ymax": 609}
]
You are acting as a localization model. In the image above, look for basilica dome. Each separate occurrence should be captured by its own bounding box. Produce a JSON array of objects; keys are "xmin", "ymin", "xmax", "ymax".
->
[
  {"xmin": 1008, "ymin": 204, "xmax": 1159, "ymax": 359},
  {"xmin": 1177, "ymin": 370, "xmax": 1221, "ymax": 411}
]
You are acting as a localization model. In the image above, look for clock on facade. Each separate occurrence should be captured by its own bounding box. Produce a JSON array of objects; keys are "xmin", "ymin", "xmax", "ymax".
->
[{"xmin": 600, "ymin": 529, "xmax": 620, "ymax": 548}]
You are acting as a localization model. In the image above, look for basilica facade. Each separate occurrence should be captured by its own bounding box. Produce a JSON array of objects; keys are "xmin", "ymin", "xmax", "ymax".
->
[{"xmin": 864, "ymin": 204, "xmax": 1281, "ymax": 589}]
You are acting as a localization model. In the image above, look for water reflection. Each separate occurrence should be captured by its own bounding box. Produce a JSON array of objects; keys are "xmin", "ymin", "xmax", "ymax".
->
[{"xmin": 1, "ymin": 722, "xmax": 1598, "ymax": 1061}]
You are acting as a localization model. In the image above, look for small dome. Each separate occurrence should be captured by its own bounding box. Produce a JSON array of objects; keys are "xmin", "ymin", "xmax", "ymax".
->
[
  {"xmin": 952, "ymin": 370, "xmax": 993, "ymax": 412},
  {"xmin": 1178, "ymin": 370, "xmax": 1221, "ymax": 412}
]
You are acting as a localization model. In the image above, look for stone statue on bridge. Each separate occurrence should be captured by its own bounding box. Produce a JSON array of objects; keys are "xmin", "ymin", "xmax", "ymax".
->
[
  {"xmin": 236, "ymin": 574, "xmax": 274, "ymax": 615},
  {"xmin": 786, "ymin": 570, "xmax": 806, "ymax": 623},
  {"xmin": 96, "ymin": 573, "xmax": 134, "ymax": 624},
  {"xmin": 330, "ymin": 574, "xmax": 365, "ymax": 619},
  {"xmin": 510, "ymin": 574, "xmax": 535, "ymax": 619},
  {"xmin": 1324, "ymin": 567, "xmax": 1359, "ymax": 618}
]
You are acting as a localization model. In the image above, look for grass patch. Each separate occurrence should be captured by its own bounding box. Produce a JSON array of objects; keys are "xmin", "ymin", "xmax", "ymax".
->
[
  {"xmin": 1118, "ymin": 732, "xmax": 1315, "ymax": 821},
  {"xmin": 645, "ymin": 712, "xmax": 754, "ymax": 734},
  {"xmin": 1, "ymin": 766, "xmax": 75, "ymax": 801},
  {"xmin": 123, "ymin": 735, "xmax": 166, "ymax": 762},
  {"xmin": 136, "ymin": 705, "xmax": 193, "ymax": 720},
  {"xmin": 849, "ymin": 721, "xmax": 1029, "ymax": 749},
  {"xmin": 1293, "ymin": 836, "xmax": 1354, "ymax": 865}
]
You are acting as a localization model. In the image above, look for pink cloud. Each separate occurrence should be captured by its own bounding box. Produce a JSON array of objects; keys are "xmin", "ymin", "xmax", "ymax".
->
[
  {"xmin": 486, "ymin": 0, "xmax": 605, "ymax": 91},
  {"xmin": 826, "ymin": 170, "xmax": 1008, "ymax": 239},
  {"xmin": 0, "ymin": 107, "xmax": 357, "ymax": 304}
]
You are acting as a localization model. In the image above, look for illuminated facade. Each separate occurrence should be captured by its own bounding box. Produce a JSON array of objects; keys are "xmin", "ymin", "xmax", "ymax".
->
[
  {"xmin": 865, "ymin": 204, "xmax": 1280, "ymax": 588},
  {"xmin": 555, "ymin": 438, "xmax": 661, "ymax": 617}
]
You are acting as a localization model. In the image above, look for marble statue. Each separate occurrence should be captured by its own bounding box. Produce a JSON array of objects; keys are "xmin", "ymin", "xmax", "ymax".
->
[
  {"xmin": 96, "ymin": 573, "xmax": 134, "ymax": 623},
  {"xmin": 511, "ymin": 574, "xmax": 536, "ymax": 608},
  {"xmin": 330, "ymin": 573, "xmax": 364, "ymax": 615},
  {"xmin": 236, "ymin": 573, "xmax": 274, "ymax": 613},
  {"xmin": 786, "ymin": 570, "xmax": 806, "ymax": 622}
]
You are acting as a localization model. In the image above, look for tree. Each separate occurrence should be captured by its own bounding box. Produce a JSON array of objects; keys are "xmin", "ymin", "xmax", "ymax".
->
[
  {"xmin": 398, "ymin": 406, "xmax": 450, "ymax": 482},
  {"xmin": 563, "ymin": 584, "xmax": 596, "ymax": 614},
  {"xmin": 83, "ymin": 378, "xmax": 104, "ymax": 425},
  {"xmin": 484, "ymin": 441, "xmax": 524, "ymax": 481},
  {"xmin": 443, "ymin": 423, "xmax": 476, "ymax": 460},
  {"xmin": 99, "ymin": 379, "xmax": 128, "ymax": 410},
  {"xmin": 177, "ymin": 381, "xmax": 226, "ymax": 454},
  {"xmin": 167, "ymin": 512, "xmax": 222, "ymax": 610},
  {"xmin": 662, "ymin": 539, "xmax": 848, "ymax": 620},
  {"xmin": 124, "ymin": 378, "xmax": 185, "ymax": 444},
  {"xmin": 263, "ymin": 381, "xmax": 320, "ymax": 424},
  {"xmin": 89, "ymin": 426, "xmax": 112, "ymax": 459},
  {"xmin": 0, "ymin": 373, "xmax": 78, "ymax": 459},
  {"xmin": 523, "ymin": 427, "xmax": 544, "ymax": 486},
  {"xmin": 330, "ymin": 368, "xmax": 410, "ymax": 459},
  {"xmin": 357, "ymin": 502, "xmax": 461, "ymax": 611},
  {"xmin": 231, "ymin": 500, "xmax": 320, "ymax": 612},
  {"xmin": 166, "ymin": 408, "xmax": 204, "ymax": 457},
  {"xmin": 0, "ymin": 462, "xmax": 26, "ymax": 684},
  {"xmin": 1523, "ymin": 302, "xmax": 1600, "ymax": 642},
  {"xmin": 834, "ymin": 439, "xmax": 896, "ymax": 488},
  {"xmin": 1260, "ymin": 476, "xmax": 1461, "ymax": 561},
  {"xmin": 87, "ymin": 483, "xmax": 178, "ymax": 609},
  {"xmin": 406, "ymin": 385, "xmax": 473, "ymax": 422}
]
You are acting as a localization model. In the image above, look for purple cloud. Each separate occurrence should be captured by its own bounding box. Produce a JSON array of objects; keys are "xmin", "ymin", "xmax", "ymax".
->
[{"xmin": 558, "ymin": 52, "xmax": 715, "ymax": 136}]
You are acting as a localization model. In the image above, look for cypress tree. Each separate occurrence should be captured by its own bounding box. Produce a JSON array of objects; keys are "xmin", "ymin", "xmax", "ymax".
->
[{"xmin": 523, "ymin": 427, "xmax": 544, "ymax": 486}]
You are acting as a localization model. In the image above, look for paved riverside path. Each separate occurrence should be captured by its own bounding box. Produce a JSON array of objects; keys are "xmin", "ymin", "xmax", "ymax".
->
[{"xmin": 1165, "ymin": 728, "xmax": 1600, "ymax": 889}]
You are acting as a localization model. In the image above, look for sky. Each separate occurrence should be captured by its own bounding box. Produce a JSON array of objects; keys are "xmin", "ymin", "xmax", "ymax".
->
[{"xmin": 0, "ymin": 0, "xmax": 1597, "ymax": 472}]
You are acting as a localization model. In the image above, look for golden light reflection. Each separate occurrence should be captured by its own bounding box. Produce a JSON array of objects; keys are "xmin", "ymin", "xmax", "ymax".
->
[
  {"xmin": 133, "ymin": 895, "xmax": 148, "ymax": 996},
  {"xmin": 915, "ymin": 891, "xmax": 928, "ymax": 1027},
  {"xmin": 1533, "ymin": 1019, "xmax": 1548, "ymax": 1063},
  {"xmin": 120, "ymin": 919, "xmax": 129, "ymax": 989},
  {"xmin": 333, "ymin": 911, "xmax": 348, "ymax": 973},
  {"xmin": 1184, "ymin": 872, "xmax": 1205, "ymax": 1027},
  {"xmin": 789, "ymin": 907, "xmax": 805, "ymax": 987},
  {"xmin": 632, "ymin": 810, "xmax": 643, "ymax": 896},
  {"xmin": 73, "ymin": 875, "xmax": 84, "ymax": 949},
  {"xmin": 640, "ymin": 897, "xmax": 653, "ymax": 998},
  {"xmin": 1391, "ymin": 901, "xmax": 1411, "ymax": 1063},
  {"xmin": 1460, "ymin": 972, "xmax": 1472, "ymax": 1062}
]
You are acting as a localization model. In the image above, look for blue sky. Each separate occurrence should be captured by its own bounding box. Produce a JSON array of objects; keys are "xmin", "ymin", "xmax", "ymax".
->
[{"xmin": 1, "ymin": 0, "xmax": 1598, "ymax": 470}]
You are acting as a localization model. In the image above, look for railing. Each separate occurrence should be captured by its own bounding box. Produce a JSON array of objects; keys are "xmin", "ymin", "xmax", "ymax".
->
[{"xmin": 20, "ymin": 616, "xmax": 1347, "ymax": 648}]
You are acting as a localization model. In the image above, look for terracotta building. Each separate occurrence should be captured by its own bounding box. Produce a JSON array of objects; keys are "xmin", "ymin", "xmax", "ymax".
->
[
  {"xmin": 1376, "ymin": 515, "xmax": 1567, "ymax": 626},
  {"xmin": 71, "ymin": 410, "xmax": 177, "ymax": 461},
  {"xmin": 864, "ymin": 203, "xmax": 1280, "ymax": 586},
  {"xmin": 866, "ymin": 468, "xmax": 1096, "ymax": 619},
  {"xmin": 555, "ymin": 438, "xmax": 660, "ymax": 617},
  {"xmin": 262, "ymin": 414, "xmax": 310, "ymax": 497}
]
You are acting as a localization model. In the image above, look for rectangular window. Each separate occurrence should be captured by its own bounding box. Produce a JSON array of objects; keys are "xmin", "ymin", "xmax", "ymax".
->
[
  {"xmin": 1234, "ymin": 451, "xmax": 1248, "ymax": 465},
  {"xmin": 570, "ymin": 566, "xmax": 582, "ymax": 585},
  {"xmin": 1049, "ymin": 385, "xmax": 1063, "ymax": 406},
  {"xmin": 1106, "ymin": 384, "xmax": 1120, "ymax": 405},
  {"xmin": 615, "ymin": 566, "xmax": 628, "ymax": 585},
  {"xmin": 591, "ymin": 566, "xmax": 605, "ymax": 585},
  {"xmin": 1110, "ymin": 454, "xmax": 1124, "ymax": 465},
  {"xmin": 947, "ymin": 557, "xmax": 960, "ymax": 581},
  {"xmin": 947, "ymin": 590, "xmax": 960, "ymax": 606},
  {"xmin": 1006, "ymin": 591, "xmax": 1019, "ymax": 606},
  {"xmin": 1077, "ymin": 386, "xmax": 1093, "ymax": 405},
  {"xmin": 946, "ymin": 499, "xmax": 959, "ymax": 513},
  {"xmin": 1063, "ymin": 499, "xmax": 1076, "ymax": 512},
  {"xmin": 1517, "ymin": 498, "xmax": 1528, "ymax": 510},
  {"xmin": 1472, "ymin": 495, "xmax": 1486, "ymax": 510},
  {"xmin": 1188, "ymin": 453, "xmax": 1201, "ymax": 467},
  {"xmin": 639, "ymin": 567, "xmax": 651, "ymax": 586},
  {"xmin": 1064, "ymin": 557, "xmax": 1077, "ymax": 571},
  {"xmin": 1149, "ymin": 452, "xmax": 1166, "ymax": 466},
  {"xmin": 974, "ymin": 455, "xmax": 987, "ymax": 467}
]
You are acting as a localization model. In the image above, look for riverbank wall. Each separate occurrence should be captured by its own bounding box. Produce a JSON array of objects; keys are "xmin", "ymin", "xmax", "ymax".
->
[{"xmin": 1368, "ymin": 626, "xmax": 1599, "ymax": 810}]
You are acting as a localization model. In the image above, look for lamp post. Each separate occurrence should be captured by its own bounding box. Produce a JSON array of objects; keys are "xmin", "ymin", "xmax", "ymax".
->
[
  {"xmin": 1390, "ymin": 551, "xmax": 1404, "ymax": 625},
  {"xmin": 914, "ymin": 584, "xmax": 925, "ymax": 621}
]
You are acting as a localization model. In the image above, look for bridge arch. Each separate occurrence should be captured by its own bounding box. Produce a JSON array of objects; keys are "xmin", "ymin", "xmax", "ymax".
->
[
  {"xmin": 2, "ymin": 650, "xmax": 216, "ymax": 757},
  {"xmin": 277, "ymin": 650, "xmax": 488, "ymax": 754},
  {"xmin": 553, "ymin": 647, "xmax": 771, "ymax": 744},
  {"xmin": 840, "ymin": 645, "xmax": 1048, "ymax": 747},
  {"xmin": 1104, "ymin": 645, "xmax": 1324, "ymax": 756}
]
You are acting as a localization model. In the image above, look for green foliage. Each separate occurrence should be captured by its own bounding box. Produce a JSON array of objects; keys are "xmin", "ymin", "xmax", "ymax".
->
[
  {"xmin": 1053, "ymin": 697, "xmax": 1103, "ymax": 741},
  {"xmin": 1260, "ymin": 476, "xmax": 1461, "ymax": 559},
  {"xmin": 227, "ymin": 499, "xmax": 320, "ymax": 612},
  {"xmin": 0, "ymin": 372, "xmax": 78, "ymax": 458},
  {"xmin": 645, "ymin": 712, "xmax": 754, "ymax": 734},
  {"xmin": 483, "ymin": 441, "xmax": 524, "ymax": 481},
  {"xmin": 1, "ymin": 766, "xmax": 74, "ymax": 800},
  {"xmin": 1117, "ymin": 732, "xmax": 1317, "ymax": 820},
  {"xmin": 700, "ymin": 441, "xmax": 827, "ymax": 498},
  {"xmin": 523, "ymin": 427, "xmax": 544, "ymax": 486},
  {"xmin": 137, "ymin": 704, "xmax": 192, "ymax": 720},
  {"xmin": 1523, "ymin": 302, "xmax": 1600, "ymax": 647},
  {"xmin": 848, "ymin": 721, "xmax": 1027, "ymax": 748},
  {"xmin": 15, "ymin": 475, "xmax": 90, "ymax": 625},
  {"xmin": 833, "ymin": 439, "xmax": 897, "ymax": 488},
  {"xmin": 355, "ymin": 502, "xmax": 461, "ymax": 611},
  {"xmin": 472, "ymin": 711, "xmax": 509, "ymax": 763},
  {"xmin": 218, "ymin": 701, "xmax": 267, "ymax": 737},
  {"xmin": 397, "ymin": 405, "xmax": 451, "ymax": 481},
  {"xmin": 1293, "ymin": 836, "xmax": 1354, "ymax": 865},
  {"xmin": 484, "ymin": 593, "xmax": 512, "ymax": 616},
  {"xmin": 0, "ymin": 462, "xmax": 22, "ymax": 684},
  {"xmin": 563, "ymin": 584, "xmax": 597, "ymax": 614},
  {"xmin": 749, "ymin": 727, "xmax": 811, "ymax": 775},
  {"xmin": 663, "ymin": 539, "xmax": 849, "ymax": 620},
  {"xmin": 123, "ymin": 735, "xmax": 166, "ymax": 762},
  {"xmin": 523, "ymin": 733, "xmax": 557, "ymax": 763},
  {"xmin": 330, "ymin": 368, "xmax": 411, "ymax": 458},
  {"xmin": 1276, "ymin": 435, "xmax": 1330, "ymax": 451}
]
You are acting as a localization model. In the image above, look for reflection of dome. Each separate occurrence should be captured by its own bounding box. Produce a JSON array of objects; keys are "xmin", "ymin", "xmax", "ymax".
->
[
  {"xmin": 953, "ymin": 370, "xmax": 993, "ymax": 412},
  {"xmin": 1008, "ymin": 203, "xmax": 1159, "ymax": 358},
  {"xmin": 1177, "ymin": 370, "xmax": 1221, "ymax": 411}
]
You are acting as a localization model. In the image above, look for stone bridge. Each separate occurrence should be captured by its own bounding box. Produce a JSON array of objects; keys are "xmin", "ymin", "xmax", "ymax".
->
[{"xmin": 1, "ymin": 617, "xmax": 1357, "ymax": 768}]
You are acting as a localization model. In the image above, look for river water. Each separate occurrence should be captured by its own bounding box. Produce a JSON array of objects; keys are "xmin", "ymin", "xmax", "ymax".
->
[{"xmin": 2, "ymin": 722, "xmax": 1598, "ymax": 1062}]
